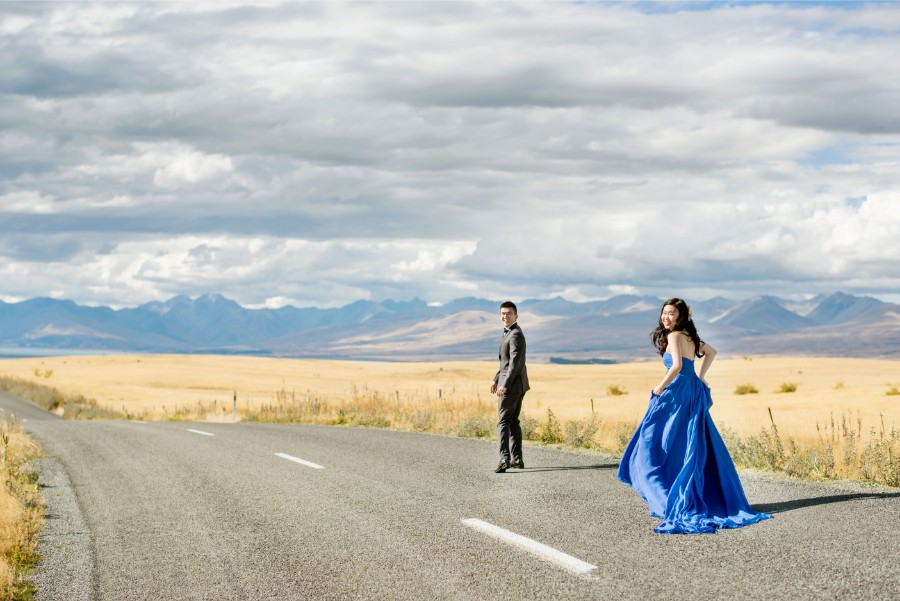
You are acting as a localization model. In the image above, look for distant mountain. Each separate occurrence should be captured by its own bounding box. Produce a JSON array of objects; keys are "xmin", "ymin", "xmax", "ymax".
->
[
  {"xmin": 805, "ymin": 292, "xmax": 885, "ymax": 325},
  {"xmin": 0, "ymin": 292, "xmax": 897, "ymax": 360},
  {"xmin": 708, "ymin": 296, "xmax": 811, "ymax": 335}
]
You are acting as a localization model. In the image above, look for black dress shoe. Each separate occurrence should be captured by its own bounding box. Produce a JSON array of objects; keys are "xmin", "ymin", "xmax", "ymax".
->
[
  {"xmin": 495, "ymin": 459, "xmax": 510, "ymax": 473},
  {"xmin": 510, "ymin": 459, "xmax": 525, "ymax": 469}
]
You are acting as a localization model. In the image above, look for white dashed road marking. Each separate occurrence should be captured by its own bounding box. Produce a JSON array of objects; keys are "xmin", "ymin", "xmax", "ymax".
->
[
  {"xmin": 462, "ymin": 518, "xmax": 597, "ymax": 576},
  {"xmin": 187, "ymin": 429, "xmax": 215, "ymax": 437},
  {"xmin": 275, "ymin": 452, "xmax": 325, "ymax": 470}
]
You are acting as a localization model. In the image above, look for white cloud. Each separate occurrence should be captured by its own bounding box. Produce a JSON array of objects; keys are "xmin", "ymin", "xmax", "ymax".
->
[
  {"xmin": 153, "ymin": 148, "xmax": 234, "ymax": 188},
  {"xmin": 0, "ymin": 190, "xmax": 57, "ymax": 213},
  {"xmin": 1, "ymin": 2, "xmax": 900, "ymax": 307}
]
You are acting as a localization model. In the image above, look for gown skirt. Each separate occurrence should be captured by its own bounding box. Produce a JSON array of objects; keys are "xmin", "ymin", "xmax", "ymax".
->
[{"xmin": 617, "ymin": 353, "xmax": 772, "ymax": 534}]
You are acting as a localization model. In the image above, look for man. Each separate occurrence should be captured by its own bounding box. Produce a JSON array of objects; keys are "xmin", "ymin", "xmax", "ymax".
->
[{"xmin": 490, "ymin": 301, "xmax": 530, "ymax": 473}]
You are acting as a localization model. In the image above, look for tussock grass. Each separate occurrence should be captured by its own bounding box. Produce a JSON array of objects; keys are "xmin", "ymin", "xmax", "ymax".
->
[
  {"xmin": 721, "ymin": 409, "xmax": 900, "ymax": 486},
  {"xmin": 0, "ymin": 418, "xmax": 44, "ymax": 601},
  {"xmin": 734, "ymin": 384, "xmax": 759, "ymax": 395},
  {"xmin": 247, "ymin": 385, "xmax": 500, "ymax": 440},
  {"xmin": 777, "ymin": 382, "xmax": 798, "ymax": 393},
  {"xmin": 606, "ymin": 384, "xmax": 627, "ymax": 396},
  {"xmin": 0, "ymin": 376, "xmax": 124, "ymax": 420}
]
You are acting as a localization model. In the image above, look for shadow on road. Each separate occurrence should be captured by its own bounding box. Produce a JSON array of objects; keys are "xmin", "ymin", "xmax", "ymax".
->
[
  {"xmin": 510, "ymin": 463, "xmax": 619, "ymax": 473},
  {"xmin": 754, "ymin": 491, "xmax": 900, "ymax": 514}
]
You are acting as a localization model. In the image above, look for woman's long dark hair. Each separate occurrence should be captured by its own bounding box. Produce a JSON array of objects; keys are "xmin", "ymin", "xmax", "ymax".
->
[{"xmin": 650, "ymin": 297, "xmax": 704, "ymax": 357}]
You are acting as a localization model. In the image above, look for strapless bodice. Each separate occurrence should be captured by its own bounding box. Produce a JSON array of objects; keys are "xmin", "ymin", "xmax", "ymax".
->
[{"xmin": 663, "ymin": 352, "xmax": 696, "ymax": 374}]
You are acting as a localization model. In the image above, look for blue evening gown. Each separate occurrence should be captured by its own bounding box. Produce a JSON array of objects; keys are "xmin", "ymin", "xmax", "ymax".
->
[{"xmin": 617, "ymin": 352, "xmax": 772, "ymax": 534}]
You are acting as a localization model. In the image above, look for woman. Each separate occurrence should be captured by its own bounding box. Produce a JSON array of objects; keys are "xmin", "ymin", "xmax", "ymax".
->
[{"xmin": 617, "ymin": 298, "xmax": 771, "ymax": 534}]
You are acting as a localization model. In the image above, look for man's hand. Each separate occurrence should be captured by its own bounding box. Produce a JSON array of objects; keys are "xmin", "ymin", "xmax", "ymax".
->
[
  {"xmin": 490, "ymin": 382, "xmax": 497, "ymax": 394},
  {"xmin": 496, "ymin": 386, "xmax": 507, "ymax": 396}
]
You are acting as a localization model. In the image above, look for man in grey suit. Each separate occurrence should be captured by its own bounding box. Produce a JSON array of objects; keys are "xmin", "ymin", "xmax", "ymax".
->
[{"xmin": 490, "ymin": 301, "xmax": 530, "ymax": 473}]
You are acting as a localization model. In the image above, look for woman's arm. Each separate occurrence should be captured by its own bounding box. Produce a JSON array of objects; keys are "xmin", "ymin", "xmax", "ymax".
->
[
  {"xmin": 652, "ymin": 331, "xmax": 682, "ymax": 396},
  {"xmin": 697, "ymin": 341, "xmax": 717, "ymax": 384}
]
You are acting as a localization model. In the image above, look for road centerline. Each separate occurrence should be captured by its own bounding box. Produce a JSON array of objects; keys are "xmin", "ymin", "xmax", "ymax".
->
[
  {"xmin": 187, "ymin": 428, "xmax": 215, "ymax": 437},
  {"xmin": 461, "ymin": 518, "xmax": 597, "ymax": 576},
  {"xmin": 274, "ymin": 452, "xmax": 325, "ymax": 470}
]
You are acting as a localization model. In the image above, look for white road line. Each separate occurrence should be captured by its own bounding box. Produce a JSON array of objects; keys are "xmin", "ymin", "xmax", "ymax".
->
[
  {"xmin": 187, "ymin": 429, "xmax": 215, "ymax": 437},
  {"xmin": 274, "ymin": 453, "xmax": 325, "ymax": 470},
  {"xmin": 461, "ymin": 518, "xmax": 597, "ymax": 576}
]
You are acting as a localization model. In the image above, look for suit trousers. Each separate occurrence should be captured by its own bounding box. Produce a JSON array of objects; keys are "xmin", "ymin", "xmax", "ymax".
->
[{"xmin": 497, "ymin": 381, "xmax": 526, "ymax": 461}]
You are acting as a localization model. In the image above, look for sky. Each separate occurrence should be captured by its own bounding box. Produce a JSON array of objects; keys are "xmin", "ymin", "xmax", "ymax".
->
[{"xmin": 1, "ymin": 1, "xmax": 900, "ymax": 309}]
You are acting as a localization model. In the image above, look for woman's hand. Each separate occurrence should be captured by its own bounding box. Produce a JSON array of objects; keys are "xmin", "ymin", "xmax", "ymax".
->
[{"xmin": 652, "ymin": 385, "xmax": 664, "ymax": 396}]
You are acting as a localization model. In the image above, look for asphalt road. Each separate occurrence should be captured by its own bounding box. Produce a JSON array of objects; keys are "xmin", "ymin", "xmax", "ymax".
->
[{"xmin": 3, "ymin": 391, "xmax": 899, "ymax": 601}]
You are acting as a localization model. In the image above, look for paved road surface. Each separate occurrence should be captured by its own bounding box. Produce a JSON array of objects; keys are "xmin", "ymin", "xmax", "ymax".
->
[{"xmin": 3, "ymin": 391, "xmax": 899, "ymax": 600}]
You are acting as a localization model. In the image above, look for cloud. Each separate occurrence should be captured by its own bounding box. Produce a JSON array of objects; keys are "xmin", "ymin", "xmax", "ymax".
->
[{"xmin": 1, "ymin": 1, "xmax": 899, "ymax": 308}]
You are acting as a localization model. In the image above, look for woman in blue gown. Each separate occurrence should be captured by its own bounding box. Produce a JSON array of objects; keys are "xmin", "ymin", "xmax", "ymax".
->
[{"xmin": 617, "ymin": 298, "xmax": 772, "ymax": 534}]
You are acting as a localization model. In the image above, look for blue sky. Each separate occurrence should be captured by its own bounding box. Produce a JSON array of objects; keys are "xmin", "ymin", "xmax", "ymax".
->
[{"xmin": 1, "ymin": 1, "xmax": 899, "ymax": 308}]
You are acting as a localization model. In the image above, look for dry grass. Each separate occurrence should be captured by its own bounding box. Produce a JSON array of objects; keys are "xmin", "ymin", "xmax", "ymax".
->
[
  {"xmin": 0, "ymin": 418, "xmax": 44, "ymax": 601},
  {"xmin": 1, "ymin": 354, "xmax": 899, "ymax": 486}
]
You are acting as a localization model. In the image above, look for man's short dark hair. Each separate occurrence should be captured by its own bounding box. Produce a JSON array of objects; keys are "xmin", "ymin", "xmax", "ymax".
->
[{"xmin": 500, "ymin": 300, "xmax": 517, "ymax": 314}]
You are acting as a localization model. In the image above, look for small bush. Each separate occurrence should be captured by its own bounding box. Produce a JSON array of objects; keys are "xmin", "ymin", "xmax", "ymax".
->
[
  {"xmin": 539, "ymin": 408, "xmax": 564, "ymax": 444},
  {"xmin": 734, "ymin": 384, "xmax": 759, "ymax": 395},
  {"xmin": 408, "ymin": 409, "xmax": 434, "ymax": 432},
  {"xmin": 606, "ymin": 384, "xmax": 627, "ymax": 396},
  {"xmin": 613, "ymin": 421, "xmax": 637, "ymax": 453},
  {"xmin": 886, "ymin": 386, "xmax": 900, "ymax": 396},
  {"xmin": 455, "ymin": 415, "xmax": 494, "ymax": 439},
  {"xmin": 777, "ymin": 382, "xmax": 798, "ymax": 393},
  {"xmin": 520, "ymin": 415, "xmax": 540, "ymax": 440},
  {"xmin": 564, "ymin": 415, "xmax": 601, "ymax": 448}
]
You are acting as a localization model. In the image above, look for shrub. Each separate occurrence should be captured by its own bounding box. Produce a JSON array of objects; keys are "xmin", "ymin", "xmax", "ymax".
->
[
  {"xmin": 564, "ymin": 415, "xmax": 601, "ymax": 448},
  {"xmin": 539, "ymin": 408, "xmax": 564, "ymax": 444},
  {"xmin": 613, "ymin": 421, "xmax": 637, "ymax": 453},
  {"xmin": 734, "ymin": 384, "xmax": 759, "ymax": 395},
  {"xmin": 886, "ymin": 386, "xmax": 900, "ymax": 396},
  {"xmin": 520, "ymin": 415, "xmax": 540, "ymax": 440},
  {"xmin": 777, "ymin": 382, "xmax": 798, "ymax": 393},
  {"xmin": 606, "ymin": 384, "xmax": 627, "ymax": 396},
  {"xmin": 455, "ymin": 415, "xmax": 494, "ymax": 439}
]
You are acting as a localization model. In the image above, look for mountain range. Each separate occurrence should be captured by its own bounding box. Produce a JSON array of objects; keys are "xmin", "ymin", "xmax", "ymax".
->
[{"xmin": 1, "ymin": 292, "xmax": 898, "ymax": 361}]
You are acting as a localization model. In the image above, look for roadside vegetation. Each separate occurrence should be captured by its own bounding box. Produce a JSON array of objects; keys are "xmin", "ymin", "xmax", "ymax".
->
[
  {"xmin": 0, "ymin": 417, "xmax": 44, "ymax": 601},
  {"xmin": 0, "ymin": 377, "xmax": 124, "ymax": 420},
  {"xmin": 2, "ymin": 371, "xmax": 898, "ymax": 487},
  {"xmin": 131, "ymin": 384, "xmax": 900, "ymax": 488},
  {"xmin": 721, "ymin": 409, "xmax": 900, "ymax": 487}
]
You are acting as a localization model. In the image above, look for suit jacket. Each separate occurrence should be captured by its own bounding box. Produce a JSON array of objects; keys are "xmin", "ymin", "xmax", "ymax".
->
[{"xmin": 494, "ymin": 322, "xmax": 530, "ymax": 393}]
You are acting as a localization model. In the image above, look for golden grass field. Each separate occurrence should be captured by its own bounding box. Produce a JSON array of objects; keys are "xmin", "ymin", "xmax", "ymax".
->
[{"xmin": 2, "ymin": 354, "xmax": 899, "ymax": 444}]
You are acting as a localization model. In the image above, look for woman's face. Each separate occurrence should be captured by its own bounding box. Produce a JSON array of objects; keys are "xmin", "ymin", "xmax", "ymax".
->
[{"xmin": 661, "ymin": 305, "xmax": 679, "ymax": 331}]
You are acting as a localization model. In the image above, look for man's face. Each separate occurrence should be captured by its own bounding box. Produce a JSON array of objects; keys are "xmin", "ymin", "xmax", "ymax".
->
[{"xmin": 500, "ymin": 307, "xmax": 517, "ymax": 327}]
